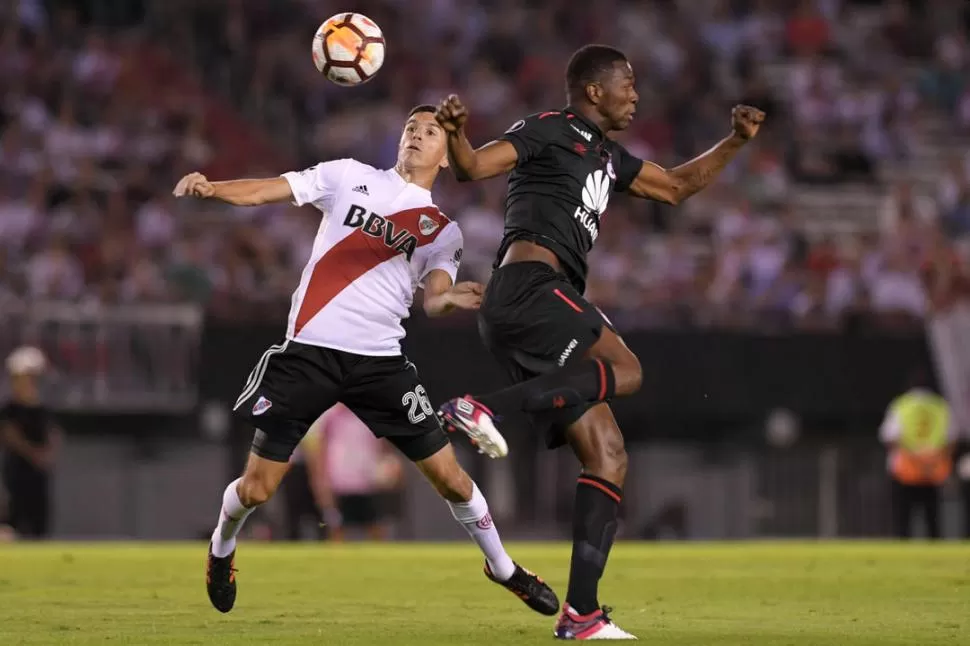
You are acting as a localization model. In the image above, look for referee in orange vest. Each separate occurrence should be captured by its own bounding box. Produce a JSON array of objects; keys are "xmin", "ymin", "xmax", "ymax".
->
[{"xmin": 879, "ymin": 371, "xmax": 955, "ymax": 539}]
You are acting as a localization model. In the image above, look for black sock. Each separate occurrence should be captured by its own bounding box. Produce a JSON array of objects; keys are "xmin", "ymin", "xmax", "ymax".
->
[
  {"xmin": 475, "ymin": 359, "xmax": 616, "ymax": 417},
  {"xmin": 566, "ymin": 474, "xmax": 622, "ymax": 616}
]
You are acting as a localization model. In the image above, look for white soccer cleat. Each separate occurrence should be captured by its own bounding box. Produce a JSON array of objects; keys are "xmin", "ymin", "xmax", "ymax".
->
[
  {"xmin": 437, "ymin": 395, "xmax": 509, "ymax": 458},
  {"xmin": 554, "ymin": 604, "xmax": 638, "ymax": 640}
]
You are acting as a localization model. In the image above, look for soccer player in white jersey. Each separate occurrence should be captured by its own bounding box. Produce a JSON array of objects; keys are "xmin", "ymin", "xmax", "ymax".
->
[{"xmin": 173, "ymin": 106, "xmax": 558, "ymax": 617}]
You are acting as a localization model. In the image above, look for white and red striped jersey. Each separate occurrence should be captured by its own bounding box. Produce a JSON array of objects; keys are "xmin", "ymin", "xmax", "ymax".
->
[{"xmin": 281, "ymin": 159, "xmax": 462, "ymax": 356}]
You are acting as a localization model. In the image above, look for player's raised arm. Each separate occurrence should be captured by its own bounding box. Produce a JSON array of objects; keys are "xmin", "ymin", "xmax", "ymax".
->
[
  {"xmin": 435, "ymin": 94, "xmax": 518, "ymax": 182},
  {"xmin": 172, "ymin": 172, "xmax": 293, "ymax": 206},
  {"xmin": 625, "ymin": 105, "xmax": 765, "ymax": 205}
]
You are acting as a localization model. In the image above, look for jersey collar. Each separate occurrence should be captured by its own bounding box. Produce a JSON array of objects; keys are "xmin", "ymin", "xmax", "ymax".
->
[
  {"xmin": 563, "ymin": 107, "xmax": 604, "ymax": 140},
  {"xmin": 389, "ymin": 167, "xmax": 432, "ymax": 196}
]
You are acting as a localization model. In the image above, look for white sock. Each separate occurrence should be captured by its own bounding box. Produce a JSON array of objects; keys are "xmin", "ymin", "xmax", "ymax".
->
[
  {"xmin": 448, "ymin": 482, "xmax": 516, "ymax": 581},
  {"xmin": 210, "ymin": 478, "xmax": 257, "ymax": 558}
]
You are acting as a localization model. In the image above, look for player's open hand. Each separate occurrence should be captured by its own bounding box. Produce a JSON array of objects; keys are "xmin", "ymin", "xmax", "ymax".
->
[
  {"xmin": 731, "ymin": 105, "xmax": 765, "ymax": 140},
  {"xmin": 435, "ymin": 94, "xmax": 468, "ymax": 133},
  {"xmin": 173, "ymin": 172, "xmax": 215, "ymax": 198},
  {"xmin": 448, "ymin": 281, "xmax": 484, "ymax": 311}
]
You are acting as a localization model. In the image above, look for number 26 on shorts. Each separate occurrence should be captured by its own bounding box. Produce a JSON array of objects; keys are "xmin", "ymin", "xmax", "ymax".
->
[{"xmin": 402, "ymin": 385, "xmax": 435, "ymax": 424}]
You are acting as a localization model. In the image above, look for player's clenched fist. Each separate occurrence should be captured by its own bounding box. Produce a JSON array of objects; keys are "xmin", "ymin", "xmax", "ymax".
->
[
  {"xmin": 731, "ymin": 105, "xmax": 765, "ymax": 140},
  {"xmin": 435, "ymin": 94, "xmax": 468, "ymax": 133},
  {"xmin": 173, "ymin": 172, "xmax": 215, "ymax": 198},
  {"xmin": 448, "ymin": 281, "xmax": 484, "ymax": 311}
]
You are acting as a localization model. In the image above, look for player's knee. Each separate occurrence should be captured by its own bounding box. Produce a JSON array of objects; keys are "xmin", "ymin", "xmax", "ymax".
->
[
  {"xmin": 238, "ymin": 470, "xmax": 279, "ymax": 507},
  {"xmin": 613, "ymin": 352, "xmax": 642, "ymax": 396}
]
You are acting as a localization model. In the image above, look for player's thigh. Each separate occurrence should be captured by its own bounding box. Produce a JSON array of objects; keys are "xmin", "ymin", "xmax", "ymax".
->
[
  {"xmin": 233, "ymin": 340, "xmax": 341, "ymax": 464},
  {"xmin": 563, "ymin": 402, "xmax": 627, "ymax": 475},
  {"xmin": 342, "ymin": 356, "xmax": 450, "ymax": 463},
  {"xmin": 480, "ymin": 263, "xmax": 606, "ymax": 373}
]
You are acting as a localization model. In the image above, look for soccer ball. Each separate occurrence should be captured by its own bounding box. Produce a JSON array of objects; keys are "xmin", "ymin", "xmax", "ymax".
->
[{"xmin": 312, "ymin": 12, "xmax": 386, "ymax": 86}]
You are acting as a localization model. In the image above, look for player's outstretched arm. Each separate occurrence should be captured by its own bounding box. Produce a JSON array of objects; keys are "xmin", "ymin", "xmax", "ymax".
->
[
  {"xmin": 173, "ymin": 172, "xmax": 294, "ymax": 206},
  {"xmin": 435, "ymin": 94, "xmax": 518, "ymax": 182},
  {"xmin": 422, "ymin": 270, "xmax": 484, "ymax": 317},
  {"xmin": 626, "ymin": 105, "xmax": 765, "ymax": 205}
]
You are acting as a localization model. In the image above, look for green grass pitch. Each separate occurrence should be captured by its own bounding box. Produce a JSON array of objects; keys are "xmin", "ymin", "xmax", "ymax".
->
[{"xmin": 0, "ymin": 541, "xmax": 968, "ymax": 644}]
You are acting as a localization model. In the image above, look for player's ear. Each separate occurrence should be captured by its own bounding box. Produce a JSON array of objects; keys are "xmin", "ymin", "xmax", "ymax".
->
[
  {"xmin": 585, "ymin": 81, "xmax": 602, "ymax": 106},
  {"xmin": 438, "ymin": 152, "xmax": 449, "ymax": 170}
]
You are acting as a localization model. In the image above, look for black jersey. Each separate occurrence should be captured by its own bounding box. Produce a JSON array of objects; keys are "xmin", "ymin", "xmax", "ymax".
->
[
  {"xmin": 495, "ymin": 108, "xmax": 642, "ymax": 293},
  {"xmin": 1, "ymin": 401, "xmax": 52, "ymax": 476}
]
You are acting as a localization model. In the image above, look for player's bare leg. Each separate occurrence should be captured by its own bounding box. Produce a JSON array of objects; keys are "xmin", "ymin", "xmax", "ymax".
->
[
  {"xmin": 440, "ymin": 325, "xmax": 641, "ymax": 448},
  {"xmin": 207, "ymin": 451, "xmax": 291, "ymax": 613},
  {"xmin": 554, "ymin": 404, "xmax": 636, "ymax": 640},
  {"xmin": 414, "ymin": 443, "xmax": 560, "ymax": 616}
]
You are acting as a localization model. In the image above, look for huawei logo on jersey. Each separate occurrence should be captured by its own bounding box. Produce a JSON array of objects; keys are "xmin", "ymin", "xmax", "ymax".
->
[
  {"xmin": 573, "ymin": 170, "xmax": 612, "ymax": 243},
  {"xmin": 343, "ymin": 204, "xmax": 419, "ymax": 260},
  {"xmin": 582, "ymin": 170, "xmax": 611, "ymax": 214}
]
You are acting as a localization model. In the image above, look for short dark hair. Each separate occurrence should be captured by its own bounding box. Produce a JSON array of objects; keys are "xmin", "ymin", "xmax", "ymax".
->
[
  {"xmin": 408, "ymin": 104, "xmax": 436, "ymax": 117},
  {"xmin": 565, "ymin": 44, "xmax": 628, "ymax": 101}
]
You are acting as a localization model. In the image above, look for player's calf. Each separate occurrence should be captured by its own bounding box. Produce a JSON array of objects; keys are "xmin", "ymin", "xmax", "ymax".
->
[
  {"xmin": 452, "ymin": 332, "xmax": 641, "ymax": 422},
  {"xmin": 207, "ymin": 452, "xmax": 290, "ymax": 613},
  {"xmin": 560, "ymin": 408, "xmax": 629, "ymax": 628},
  {"xmin": 571, "ymin": 414, "xmax": 628, "ymax": 486},
  {"xmin": 414, "ymin": 444, "xmax": 559, "ymax": 615}
]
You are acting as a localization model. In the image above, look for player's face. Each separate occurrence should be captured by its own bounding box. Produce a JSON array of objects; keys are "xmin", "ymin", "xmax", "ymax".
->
[
  {"xmin": 398, "ymin": 112, "xmax": 448, "ymax": 170},
  {"xmin": 599, "ymin": 61, "xmax": 639, "ymax": 131},
  {"xmin": 10, "ymin": 373, "xmax": 39, "ymax": 400}
]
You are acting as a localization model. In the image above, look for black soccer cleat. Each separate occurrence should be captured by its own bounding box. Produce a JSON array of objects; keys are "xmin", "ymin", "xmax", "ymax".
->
[
  {"xmin": 485, "ymin": 561, "xmax": 560, "ymax": 616},
  {"xmin": 206, "ymin": 542, "xmax": 237, "ymax": 613}
]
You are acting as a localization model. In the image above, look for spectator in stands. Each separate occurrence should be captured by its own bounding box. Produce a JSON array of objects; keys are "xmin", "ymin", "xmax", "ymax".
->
[
  {"xmin": 938, "ymin": 155, "xmax": 970, "ymax": 238},
  {"xmin": 0, "ymin": 0, "xmax": 967, "ymax": 330},
  {"xmin": 869, "ymin": 251, "xmax": 928, "ymax": 324}
]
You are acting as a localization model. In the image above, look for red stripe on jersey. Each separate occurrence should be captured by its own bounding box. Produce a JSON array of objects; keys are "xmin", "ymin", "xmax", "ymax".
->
[
  {"xmin": 538, "ymin": 111, "xmax": 560, "ymax": 119},
  {"xmin": 294, "ymin": 206, "xmax": 450, "ymax": 335}
]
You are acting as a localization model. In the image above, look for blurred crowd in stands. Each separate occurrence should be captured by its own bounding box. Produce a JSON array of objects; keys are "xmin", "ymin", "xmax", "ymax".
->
[{"xmin": 1, "ymin": 0, "xmax": 969, "ymax": 329}]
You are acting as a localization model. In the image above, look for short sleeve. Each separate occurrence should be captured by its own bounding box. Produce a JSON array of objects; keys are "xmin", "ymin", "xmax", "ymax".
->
[
  {"xmin": 419, "ymin": 221, "xmax": 463, "ymax": 286},
  {"xmin": 281, "ymin": 159, "xmax": 352, "ymax": 207},
  {"xmin": 610, "ymin": 142, "xmax": 643, "ymax": 193},
  {"xmin": 498, "ymin": 113, "xmax": 560, "ymax": 164}
]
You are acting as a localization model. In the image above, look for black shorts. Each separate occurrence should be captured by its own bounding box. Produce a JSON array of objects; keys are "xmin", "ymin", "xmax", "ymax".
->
[
  {"xmin": 478, "ymin": 261, "xmax": 615, "ymax": 448},
  {"xmin": 233, "ymin": 341, "xmax": 449, "ymax": 463}
]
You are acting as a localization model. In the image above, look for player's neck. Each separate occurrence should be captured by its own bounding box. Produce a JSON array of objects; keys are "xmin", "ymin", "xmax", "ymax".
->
[
  {"xmin": 393, "ymin": 163, "xmax": 437, "ymax": 191},
  {"xmin": 568, "ymin": 104, "xmax": 609, "ymax": 134}
]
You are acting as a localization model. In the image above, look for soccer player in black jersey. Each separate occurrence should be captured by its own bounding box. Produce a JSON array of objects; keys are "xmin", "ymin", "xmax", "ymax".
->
[{"xmin": 435, "ymin": 45, "xmax": 764, "ymax": 640}]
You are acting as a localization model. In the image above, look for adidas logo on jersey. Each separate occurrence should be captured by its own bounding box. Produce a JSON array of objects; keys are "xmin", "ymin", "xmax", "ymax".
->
[
  {"xmin": 352, "ymin": 184, "xmax": 369, "ymax": 195},
  {"xmin": 343, "ymin": 204, "xmax": 421, "ymax": 261}
]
